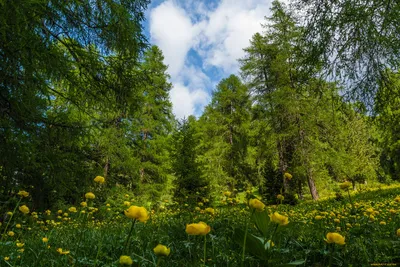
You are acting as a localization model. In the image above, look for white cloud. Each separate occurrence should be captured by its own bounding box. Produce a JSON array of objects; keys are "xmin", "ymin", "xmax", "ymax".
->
[
  {"xmin": 149, "ymin": 0, "xmax": 273, "ymax": 119},
  {"xmin": 170, "ymin": 83, "xmax": 209, "ymax": 119},
  {"xmin": 149, "ymin": 1, "xmax": 199, "ymax": 77}
]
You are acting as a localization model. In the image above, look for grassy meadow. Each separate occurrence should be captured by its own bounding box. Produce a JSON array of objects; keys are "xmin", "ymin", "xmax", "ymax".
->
[{"xmin": 2, "ymin": 181, "xmax": 400, "ymax": 267}]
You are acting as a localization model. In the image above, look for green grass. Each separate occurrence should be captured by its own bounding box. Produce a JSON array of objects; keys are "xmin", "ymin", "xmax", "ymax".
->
[{"xmin": 1, "ymin": 185, "xmax": 400, "ymax": 266}]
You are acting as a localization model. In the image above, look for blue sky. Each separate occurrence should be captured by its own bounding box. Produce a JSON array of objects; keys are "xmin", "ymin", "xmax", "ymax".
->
[{"xmin": 144, "ymin": 0, "xmax": 274, "ymax": 119}]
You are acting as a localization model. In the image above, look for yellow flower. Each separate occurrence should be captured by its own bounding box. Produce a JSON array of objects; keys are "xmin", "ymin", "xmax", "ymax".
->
[
  {"xmin": 17, "ymin": 190, "xmax": 29, "ymax": 198},
  {"xmin": 325, "ymin": 232, "xmax": 345, "ymax": 245},
  {"xmin": 45, "ymin": 210, "xmax": 51, "ymax": 216},
  {"xmin": 396, "ymin": 229, "xmax": 400, "ymax": 237},
  {"xmin": 339, "ymin": 181, "xmax": 352, "ymax": 190},
  {"xmin": 269, "ymin": 212, "xmax": 289, "ymax": 226},
  {"xmin": 85, "ymin": 192, "xmax": 95, "ymax": 199},
  {"xmin": 7, "ymin": 211, "xmax": 13, "ymax": 216},
  {"xmin": 17, "ymin": 248, "xmax": 24, "ymax": 253},
  {"xmin": 334, "ymin": 218, "xmax": 340, "ymax": 223},
  {"xmin": 267, "ymin": 240, "xmax": 275, "ymax": 247},
  {"xmin": 94, "ymin": 176, "xmax": 105, "ymax": 184},
  {"xmin": 153, "ymin": 244, "xmax": 171, "ymax": 256},
  {"xmin": 16, "ymin": 242, "xmax": 24, "ymax": 248},
  {"xmin": 16, "ymin": 224, "xmax": 21, "ymax": 228},
  {"xmin": 315, "ymin": 215, "xmax": 323, "ymax": 220},
  {"xmin": 124, "ymin": 201, "xmax": 131, "ymax": 206},
  {"xmin": 223, "ymin": 191, "xmax": 231, "ymax": 197},
  {"xmin": 68, "ymin": 207, "xmax": 77, "ymax": 213},
  {"xmin": 119, "ymin": 255, "xmax": 133, "ymax": 265},
  {"xmin": 205, "ymin": 207, "xmax": 215, "ymax": 215},
  {"xmin": 19, "ymin": 205, "xmax": 30, "ymax": 214},
  {"xmin": 4, "ymin": 257, "xmax": 10, "ymax": 261},
  {"xmin": 380, "ymin": 221, "xmax": 386, "ymax": 225},
  {"xmin": 395, "ymin": 196, "xmax": 400, "ymax": 202},
  {"xmin": 276, "ymin": 194, "xmax": 284, "ymax": 201},
  {"xmin": 124, "ymin": 206, "xmax": 149, "ymax": 222},
  {"xmin": 186, "ymin": 222, "xmax": 211, "ymax": 235},
  {"xmin": 42, "ymin": 237, "xmax": 49, "ymax": 243},
  {"xmin": 249, "ymin": 199, "xmax": 265, "ymax": 212},
  {"xmin": 57, "ymin": 210, "xmax": 63, "ymax": 214},
  {"xmin": 56, "ymin": 248, "xmax": 70, "ymax": 255},
  {"xmin": 284, "ymin": 172, "xmax": 293, "ymax": 180}
]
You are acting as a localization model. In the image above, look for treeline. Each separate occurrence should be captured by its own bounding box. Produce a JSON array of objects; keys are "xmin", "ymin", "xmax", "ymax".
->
[{"xmin": 1, "ymin": 0, "xmax": 399, "ymax": 209}]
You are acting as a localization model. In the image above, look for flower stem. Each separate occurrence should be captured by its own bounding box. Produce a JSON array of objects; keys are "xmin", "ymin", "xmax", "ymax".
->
[
  {"xmin": 124, "ymin": 219, "xmax": 136, "ymax": 253},
  {"xmin": 1, "ymin": 197, "xmax": 22, "ymax": 241},
  {"xmin": 203, "ymin": 234, "xmax": 207, "ymax": 266}
]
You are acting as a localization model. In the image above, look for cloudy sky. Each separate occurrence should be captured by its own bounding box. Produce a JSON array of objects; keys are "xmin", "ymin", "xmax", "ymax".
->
[{"xmin": 144, "ymin": 0, "xmax": 274, "ymax": 119}]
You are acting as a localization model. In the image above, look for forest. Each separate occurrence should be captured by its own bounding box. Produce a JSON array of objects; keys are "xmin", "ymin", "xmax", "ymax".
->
[{"xmin": 1, "ymin": 0, "xmax": 400, "ymax": 266}]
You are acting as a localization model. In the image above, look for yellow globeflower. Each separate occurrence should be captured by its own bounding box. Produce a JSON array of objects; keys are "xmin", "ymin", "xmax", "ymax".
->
[
  {"xmin": 56, "ymin": 248, "xmax": 70, "ymax": 255},
  {"xmin": 153, "ymin": 244, "xmax": 171, "ymax": 256},
  {"xmin": 315, "ymin": 215, "xmax": 323, "ymax": 220},
  {"xmin": 16, "ymin": 243, "xmax": 24, "ymax": 248},
  {"xmin": 284, "ymin": 172, "xmax": 293, "ymax": 180},
  {"xmin": 16, "ymin": 224, "xmax": 21, "ymax": 228},
  {"xmin": 68, "ymin": 207, "xmax": 77, "ymax": 213},
  {"xmin": 94, "ymin": 176, "xmax": 105, "ymax": 184},
  {"xmin": 124, "ymin": 201, "xmax": 131, "ymax": 207},
  {"xmin": 396, "ymin": 229, "xmax": 400, "ymax": 237},
  {"xmin": 339, "ymin": 181, "xmax": 352, "ymax": 190},
  {"xmin": 223, "ymin": 191, "xmax": 231, "ymax": 197},
  {"xmin": 19, "ymin": 205, "xmax": 30, "ymax": 214},
  {"xmin": 80, "ymin": 202, "xmax": 87, "ymax": 207},
  {"xmin": 249, "ymin": 198, "xmax": 265, "ymax": 212},
  {"xmin": 42, "ymin": 237, "xmax": 49, "ymax": 243},
  {"xmin": 269, "ymin": 212, "xmax": 289, "ymax": 226},
  {"xmin": 17, "ymin": 190, "xmax": 29, "ymax": 198},
  {"xmin": 205, "ymin": 207, "xmax": 215, "ymax": 215},
  {"xmin": 325, "ymin": 232, "xmax": 345, "ymax": 245},
  {"xmin": 8, "ymin": 231, "xmax": 15, "ymax": 237},
  {"xmin": 186, "ymin": 222, "xmax": 211, "ymax": 235},
  {"xmin": 119, "ymin": 255, "xmax": 133, "ymax": 265},
  {"xmin": 277, "ymin": 194, "xmax": 284, "ymax": 201},
  {"xmin": 124, "ymin": 206, "xmax": 149, "ymax": 222},
  {"xmin": 85, "ymin": 192, "xmax": 95, "ymax": 199}
]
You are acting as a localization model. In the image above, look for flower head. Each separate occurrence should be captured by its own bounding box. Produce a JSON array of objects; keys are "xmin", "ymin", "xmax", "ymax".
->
[
  {"xmin": 56, "ymin": 248, "xmax": 70, "ymax": 255},
  {"xmin": 277, "ymin": 194, "xmax": 284, "ymax": 201},
  {"xmin": 85, "ymin": 192, "xmax": 95, "ymax": 199},
  {"xmin": 339, "ymin": 181, "xmax": 352, "ymax": 190},
  {"xmin": 186, "ymin": 222, "xmax": 211, "ymax": 235},
  {"xmin": 8, "ymin": 231, "xmax": 15, "ymax": 237},
  {"xmin": 269, "ymin": 212, "xmax": 289, "ymax": 226},
  {"xmin": 68, "ymin": 207, "xmax": 77, "ymax": 213},
  {"xmin": 17, "ymin": 190, "xmax": 29, "ymax": 198},
  {"xmin": 284, "ymin": 172, "xmax": 293, "ymax": 180},
  {"xmin": 325, "ymin": 232, "xmax": 345, "ymax": 245},
  {"xmin": 119, "ymin": 255, "xmax": 133, "ymax": 265},
  {"xmin": 153, "ymin": 244, "xmax": 171, "ymax": 256},
  {"xmin": 42, "ymin": 237, "xmax": 48, "ymax": 243},
  {"xmin": 94, "ymin": 176, "xmax": 105, "ymax": 184},
  {"xmin": 19, "ymin": 205, "xmax": 29, "ymax": 214},
  {"xmin": 249, "ymin": 198, "xmax": 265, "ymax": 212},
  {"xmin": 124, "ymin": 206, "xmax": 149, "ymax": 222},
  {"xmin": 205, "ymin": 207, "xmax": 215, "ymax": 215},
  {"xmin": 396, "ymin": 229, "xmax": 400, "ymax": 237}
]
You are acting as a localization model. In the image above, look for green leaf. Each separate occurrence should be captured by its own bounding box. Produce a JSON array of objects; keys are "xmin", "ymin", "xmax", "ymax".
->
[
  {"xmin": 251, "ymin": 209, "xmax": 271, "ymax": 237},
  {"xmin": 280, "ymin": 259, "xmax": 306, "ymax": 266},
  {"xmin": 233, "ymin": 228, "xmax": 268, "ymax": 260}
]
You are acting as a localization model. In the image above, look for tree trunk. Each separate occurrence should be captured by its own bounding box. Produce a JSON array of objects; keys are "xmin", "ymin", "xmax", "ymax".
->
[
  {"xmin": 103, "ymin": 157, "xmax": 109, "ymax": 178},
  {"xmin": 297, "ymin": 180, "xmax": 304, "ymax": 200},
  {"xmin": 307, "ymin": 168, "xmax": 319, "ymax": 200},
  {"xmin": 278, "ymin": 140, "xmax": 288, "ymax": 193}
]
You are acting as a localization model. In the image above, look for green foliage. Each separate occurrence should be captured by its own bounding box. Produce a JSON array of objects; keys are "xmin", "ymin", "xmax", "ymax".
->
[{"xmin": 172, "ymin": 116, "xmax": 209, "ymax": 205}]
